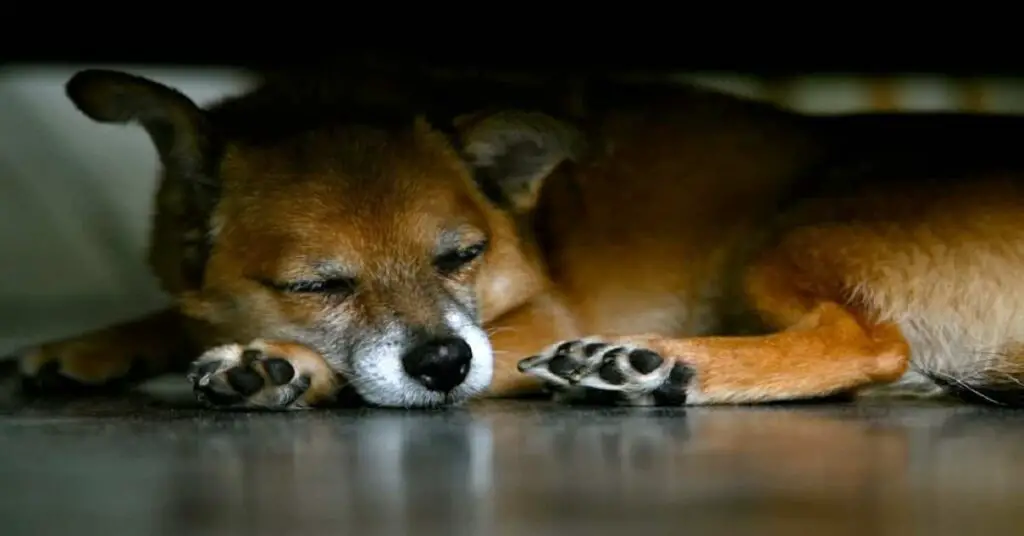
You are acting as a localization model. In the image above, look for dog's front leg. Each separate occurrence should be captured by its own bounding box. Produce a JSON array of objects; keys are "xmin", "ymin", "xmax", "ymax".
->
[{"xmin": 517, "ymin": 302, "xmax": 910, "ymax": 407}]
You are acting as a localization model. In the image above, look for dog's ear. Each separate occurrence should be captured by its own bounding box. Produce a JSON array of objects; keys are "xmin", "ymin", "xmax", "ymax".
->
[
  {"xmin": 66, "ymin": 69, "xmax": 216, "ymax": 176},
  {"xmin": 66, "ymin": 69, "xmax": 221, "ymax": 290},
  {"xmin": 454, "ymin": 111, "xmax": 584, "ymax": 213}
]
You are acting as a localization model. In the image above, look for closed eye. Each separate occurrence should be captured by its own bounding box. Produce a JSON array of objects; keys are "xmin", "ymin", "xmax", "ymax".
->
[
  {"xmin": 264, "ymin": 277, "xmax": 357, "ymax": 296},
  {"xmin": 434, "ymin": 241, "xmax": 488, "ymax": 276}
]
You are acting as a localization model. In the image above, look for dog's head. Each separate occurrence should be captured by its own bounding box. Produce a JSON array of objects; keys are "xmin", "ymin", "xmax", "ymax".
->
[{"xmin": 65, "ymin": 69, "xmax": 583, "ymax": 408}]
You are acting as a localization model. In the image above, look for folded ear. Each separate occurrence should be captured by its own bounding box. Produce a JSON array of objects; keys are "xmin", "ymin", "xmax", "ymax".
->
[
  {"xmin": 455, "ymin": 111, "xmax": 584, "ymax": 213},
  {"xmin": 65, "ymin": 69, "xmax": 215, "ymax": 175},
  {"xmin": 66, "ymin": 69, "xmax": 221, "ymax": 290}
]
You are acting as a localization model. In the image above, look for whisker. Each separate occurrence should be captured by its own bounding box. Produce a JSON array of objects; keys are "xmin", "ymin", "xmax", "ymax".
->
[
  {"xmin": 486, "ymin": 326, "xmax": 519, "ymax": 336},
  {"xmin": 931, "ymin": 369, "xmax": 1005, "ymax": 406},
  {"xmin": 992, "ymin": 370, "xmax": 1024, "ymax": 389}
]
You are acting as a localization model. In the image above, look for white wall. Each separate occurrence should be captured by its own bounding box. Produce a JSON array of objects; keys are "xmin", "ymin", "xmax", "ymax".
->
[
  {"xmin": 0, "ymin": 65, "xmax": 255, "ymax": 355},
  {"xmin": 3, "ymin": 66, "xmax": 1024, "ymax": 357}
]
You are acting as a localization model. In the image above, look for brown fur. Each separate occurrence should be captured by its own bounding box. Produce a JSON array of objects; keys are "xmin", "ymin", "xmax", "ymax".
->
[{"xmin": 21, "ymin": 68, "xmax": 1024, "ymax": 409}]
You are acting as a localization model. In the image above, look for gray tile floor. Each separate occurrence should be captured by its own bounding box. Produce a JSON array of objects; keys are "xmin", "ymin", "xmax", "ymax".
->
[{"xmin": 1, "ymin": 371, "xmax": 1022, "ymax": 536}]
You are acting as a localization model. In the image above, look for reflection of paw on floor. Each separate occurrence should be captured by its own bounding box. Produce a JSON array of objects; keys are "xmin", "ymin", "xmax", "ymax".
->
[{"xmin": 490, "ymin": 406, "xmax": 913, "ymax": 528}]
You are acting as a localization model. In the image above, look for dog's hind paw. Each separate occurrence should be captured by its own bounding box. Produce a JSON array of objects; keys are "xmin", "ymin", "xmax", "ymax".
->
[
  {"xmin": 188, "ymin": 340, "xmax": 342, "ymax": 410},
  {"xmin": 18, "ymin": 311, "xmax": 188, "ymax": 395}
]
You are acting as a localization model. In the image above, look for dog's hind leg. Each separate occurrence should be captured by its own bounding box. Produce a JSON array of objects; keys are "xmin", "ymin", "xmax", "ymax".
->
[
  {"xmin": 521, "ymin": 176, "xmax": 1024, "ymax": 407},
  {"xmin": 518, "ymin": 218, "xmax": 917, "ymax": 406},
  {"xmin": 19, "ymin": 308, "xmax": 196, "ymax": 394}
]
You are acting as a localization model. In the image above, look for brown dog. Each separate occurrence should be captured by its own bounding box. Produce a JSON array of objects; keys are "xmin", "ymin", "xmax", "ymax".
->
[{"xmin": 19, "ymin": 68, "xmax": 1024, "ymax": 409}]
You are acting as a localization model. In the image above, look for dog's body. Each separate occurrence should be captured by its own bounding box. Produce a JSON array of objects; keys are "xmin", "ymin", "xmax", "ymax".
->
[{"xmin": 20, "ymin": 68, "xmax": 1024, "ymax": 409}]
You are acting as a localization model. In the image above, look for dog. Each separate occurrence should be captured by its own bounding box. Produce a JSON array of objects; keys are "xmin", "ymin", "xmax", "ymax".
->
[{"xmin": 18, "ymin": 67, "xmax": 1024, "ymax": 409}]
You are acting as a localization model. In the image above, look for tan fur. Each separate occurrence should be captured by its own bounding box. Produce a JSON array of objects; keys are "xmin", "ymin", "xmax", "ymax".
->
[{"xmin": 22, "ymin": 68, "xmax": 1024, "ymax": 409}]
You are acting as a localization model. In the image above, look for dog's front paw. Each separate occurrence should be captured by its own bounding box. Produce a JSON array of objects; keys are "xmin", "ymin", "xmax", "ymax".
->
[
  {"xmin": 188, "ymin": 340, "xmax": 341, "ymax": 410},
  {"xmin": 517, "ymin": 337, "xmax": 695, "ymax": 406}
]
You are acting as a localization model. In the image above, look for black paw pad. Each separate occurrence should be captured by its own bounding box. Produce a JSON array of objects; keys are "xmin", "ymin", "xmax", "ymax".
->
[
  {"xmin": 628, "ymin": 349, "xmax": 663, "ymax": 374},
  {"xmin": 651, "ymin": 363, "xmax": 695, "ymax": 406},
  {"xmin": 598, "ymin": 359, "xmax": 628, "ymax": 385},
  {"xmin": 226, "ymin": 367, "xmax": 265, "ymax": 396},
  {"xmin": 547, "ymin": 354, "xmax": 578, "ymax": 376},
  {"xmin": 263, "ymin": 358, "xmax": 296, "ymax": 385}
]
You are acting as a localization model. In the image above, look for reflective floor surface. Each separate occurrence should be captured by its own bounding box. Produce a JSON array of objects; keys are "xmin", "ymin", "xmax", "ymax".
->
[{"xmin": 1, "ymin": 372, "xmax": 1023, "ymax": 535}]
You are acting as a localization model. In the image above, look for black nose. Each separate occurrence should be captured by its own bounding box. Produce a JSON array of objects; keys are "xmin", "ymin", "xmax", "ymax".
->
[{"xmin": 401, "ymin": 337, "xmax": 473, "ymax": 392}]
